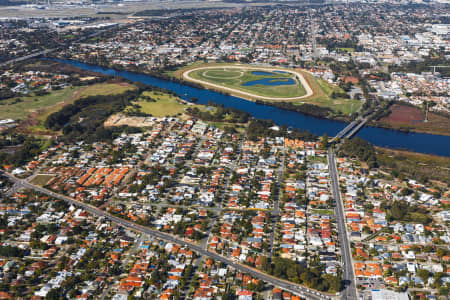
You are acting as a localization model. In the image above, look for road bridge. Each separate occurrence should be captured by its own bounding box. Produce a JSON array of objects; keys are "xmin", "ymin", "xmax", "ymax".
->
[
  {"xmin": 331, "ymin": 110, "xmax": 375, "ymax": 145},
  {"xmin": 330, "ymin": 118, "xmax": 360, "ymax": 143},
  {"xmin": 0, "ymin": 49, "xmax": 56, "ymax": 67},
  {"xmin": 344, "ymin": 116, "xmax": 370, "ymax": 139}
]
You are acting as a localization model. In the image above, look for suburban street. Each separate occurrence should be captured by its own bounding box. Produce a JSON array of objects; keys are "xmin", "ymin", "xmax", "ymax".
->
[
  {"xmin": 327, "ymin": 148, "xmax": 358, "ymax": 300},
  {"xmin": 1, "ymin": 170, "xmax": 335, "ymax": 300},
  {"xmin": 268, "ymin": 144, "xmax": 285, "ymax": 259}
]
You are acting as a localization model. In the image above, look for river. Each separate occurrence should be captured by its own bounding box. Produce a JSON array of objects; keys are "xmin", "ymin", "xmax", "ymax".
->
[{"xmin": 54, "ymin": 59, "xmax": 450, "ymax": 157}]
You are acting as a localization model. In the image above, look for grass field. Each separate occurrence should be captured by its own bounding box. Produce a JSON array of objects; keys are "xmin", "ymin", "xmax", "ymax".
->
[
  {"xmin": 126, "ymin": 91, "xmax": 186, "ymax": 117},
  {"xmin": 0, "ymin": 82, "xmax": 136, "ymax": 134},
  {"xmin": 175, "ymin": 63, "xmax": 361, "ymax": 115},
  {"xmin": 0, "ymin": 83, "xmax": 135, "ymax": 122},
  {"xmin": 296, "ymin": 71, "xmax": 361, "ymax": 115},
  {"xmin": 188, "ymin": 67, "xmax": 307, "ymax": 99},
  {"xmin": 337, "ymin": 47, "xmax": 355, "ymax": 52},
  {"xmin": 36, "ymin": 83, "xmax": 136, "ymax": 126},
  {"xmin": 0, "ymin": 87, "xmax": 83, "ymax": 121},
  {"xmin": 30, "ymin": 174, "xmax": 54, "ymax": 186},
  {"xmin": 79, "ymin": 83, "xmax": 135, "ymax": 98}
]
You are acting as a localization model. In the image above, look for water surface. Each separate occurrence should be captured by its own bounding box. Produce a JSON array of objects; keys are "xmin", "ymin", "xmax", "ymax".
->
[
  {"xmin": 251, "ymin": 71, "xmax": 276, "ymax": 76},
  {"xmin": 52, "ymin": 58, "xmax": 450, "ymax": 157},
  {"xmin": 242, "ymin": 78, "xmax": 296, "ymax": 86}
]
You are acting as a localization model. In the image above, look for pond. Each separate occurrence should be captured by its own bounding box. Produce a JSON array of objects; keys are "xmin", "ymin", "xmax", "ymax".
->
[
  {"xmin": 242, "ymin": 78, "xmax": 296, "ymax": 86},
  {"xmin": 250, "ymin": 71, "xmax": 277, "ymax": 76}
]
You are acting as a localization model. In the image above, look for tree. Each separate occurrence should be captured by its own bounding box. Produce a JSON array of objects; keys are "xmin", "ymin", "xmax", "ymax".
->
[
  {"xmin": 391, "ymin": 201, "xmax": 408, "ymax": 220},
  {"xmin": 45, "ymin": 288, "xmax": 63, "ymax": 299},
  {"xmin": 338, "ymin": 137, "xmax": 378, "ymax": 168},
  {"xmin": 287, "ymin": 265, "xmax": 299, "ymax": 282},
  {"xmin": 320, "ymin": 134, "xmax": 329, "ymax": 149},
  {"xmin": 417, "ymin": 269, "xmax": 431, "ymax": 282},
  {"xmin": 260, "ymin": 256, "xmax": 270, "ymax": 272},
  {"xmin": 436, "ymin": 248, "xmax": 449, "ymax": 258},
  {"xmin": 324, "ymin": 275, "xmax": 341, "ymax": 292}
]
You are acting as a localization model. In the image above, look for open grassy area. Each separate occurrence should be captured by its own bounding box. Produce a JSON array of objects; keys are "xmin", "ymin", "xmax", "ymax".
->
[
  {"xmin": 0, "ymin": 82, "xmax": 136, "ymax": 135},
  {"xmin": 30, "ymin": 174, "xmax": 54, "ymax": 186},
  {"xmin": 296, "ymin": 71, "xmax": 361, "ymax": 115},
  {"xmin": 78, "ymin": 83, "xmax": 135, "ymax": 98},
  {"xmin": 175, "ymin": 62, "xmax": 360, "ymax": 115},
  {"xmin": 337, "ymin": 47, "xmax": 355, "ymax": 52},
  {"xmin": 126, "ymin": 91, "xmax": 186, "ymax": 117},
  {"xmin": 0, "ymin": 87, "xmax": 83, "ymax": 121},
  {"xmin": 36, "ymin": 83, "xmax": 136, "ymax": 126},
  {"xmin": 188, "ymin": 67, "xmax": 306, "ymax": 99},
  {"xmin": 0, "ymin": 83, "xmax": 135, "ymax": 122}
]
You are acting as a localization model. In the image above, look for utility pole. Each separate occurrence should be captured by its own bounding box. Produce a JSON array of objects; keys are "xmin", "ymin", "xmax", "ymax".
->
[{"xmin": 430, "ymin": 65, "xmax": 450, "ymax": 75}]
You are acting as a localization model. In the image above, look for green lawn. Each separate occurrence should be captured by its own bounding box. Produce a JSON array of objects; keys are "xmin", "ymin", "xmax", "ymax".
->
[
  {"xmin": 0, "ymin": 87, "xmax": 83, "ymax": 120},
  {"xmin": 206, "ymin": 121, "xmax": 246, "ymax": 133},
  {"xmin": 189, "ymin": 68, "xmax": 306, "ymax": 99},
  {"xmin": 78, "ymin": 83, "xmax": 135, "ymax": 98},
  {"xmin": 297, "ymin": 72, "xmax": 360, "ymax": 115},
  {"xmin": 0, "ymin": 83, "xmax": 135, "ymax": 122},
  {"xmin": 0, "ymin": 82, "xmax": 136, "ymax": 135},
  {"xmin": 30, "ymin": 174, "xmax": 54, "ymax": 186},
  {"xmin": 337, "ymin": 47, "xmax": 355, "ymax": 52},
  {"xmin": 176, "ymin": 62, "xmax": 361, "ymax": 115},
  {"xmin": 127, "ymin": 91, "xmax": 186, "ymax": 117},
  {"xmin": 317, "ymin": 78, "xmax": 334, "ymax": 95}
]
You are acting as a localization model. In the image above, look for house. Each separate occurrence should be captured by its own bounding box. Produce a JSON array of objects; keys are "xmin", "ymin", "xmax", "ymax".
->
[
  {"xmin": 236, "ymin": 290, "xmax": 253, "ymax": 300},
  {"xmin": 371, "ymin": 289, "xmax": 409, "ymax": 300}
]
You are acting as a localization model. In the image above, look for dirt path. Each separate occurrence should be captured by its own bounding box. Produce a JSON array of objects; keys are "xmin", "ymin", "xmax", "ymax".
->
[{"xmin": 183, "ymin": 66, "xmax": 314, "ymax": 101}]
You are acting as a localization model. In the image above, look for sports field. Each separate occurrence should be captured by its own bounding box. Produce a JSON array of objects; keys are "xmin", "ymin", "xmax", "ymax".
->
[
  {"xmin": 175, "ymin": 63, "xmax": 361, "ymax": 115},
  {"xmin": 184, "ymin": 66, "xmax": 312, "ymax": 100}
]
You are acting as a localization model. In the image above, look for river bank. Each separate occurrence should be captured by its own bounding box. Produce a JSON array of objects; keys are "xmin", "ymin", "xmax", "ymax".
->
[
  {"xmin": 53, "ymin": 57, "xmax": 356, "ymax": 122},
  {"xmin": 47, "ymin": 58, "xmax": 450, "ymax": 157},
  {"xmin": 370, "ymin": 103, "xmax": 450, "ymax": 137}
]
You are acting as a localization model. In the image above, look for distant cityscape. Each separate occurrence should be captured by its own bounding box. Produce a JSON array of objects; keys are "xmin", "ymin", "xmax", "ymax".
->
[{"xmin": 0, "ymin": 1, "xmax": 449, "ymax": 300}]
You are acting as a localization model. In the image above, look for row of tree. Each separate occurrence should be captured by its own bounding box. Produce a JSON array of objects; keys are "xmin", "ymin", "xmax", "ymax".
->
[
  {"xmin": 186, "ymin": 105, "xmax": 250, "ymax": 123},
  {"xmin": 255, "ymin": 100, "xmax": 334, "ymax": 119},
  {"xmin": 247, "ymin": 119, "xmax": 316, "ymax": 142},
  {"xmin": 259, "ymin": 256, "xmax": 342, "ymax": 293}
]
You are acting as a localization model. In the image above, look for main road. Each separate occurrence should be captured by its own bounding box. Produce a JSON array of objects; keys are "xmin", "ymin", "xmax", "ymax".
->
[
  {"xmin": 327, "ymin": 148, "xmax": 358, "ymax": 300},
  {"xmin": 1, "ymin": 170, "xmax": 334, "ymax": 300},
  {"xmin": 0, "ymin": 23, "xmax": 122, "ymax": 68},
  {"xmin": 0, "ymin": 49, "xmax": 56, "ymax": 67}
]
